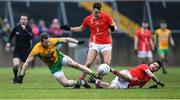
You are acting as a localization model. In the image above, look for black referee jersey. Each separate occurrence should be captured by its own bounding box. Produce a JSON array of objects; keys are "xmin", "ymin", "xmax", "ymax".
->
[{"xmin": 9, "ymin": 24, "xmax": 33, "ymax": 49}]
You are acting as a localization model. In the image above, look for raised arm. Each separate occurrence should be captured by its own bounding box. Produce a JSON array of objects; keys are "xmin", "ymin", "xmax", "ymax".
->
[
  {"xmin": 109, "ymin": 20, "xmax": 118, "ymax": 32},
  {"xmin": 24, "ymin": 26, "xmax": 33, "ymax": 40}
]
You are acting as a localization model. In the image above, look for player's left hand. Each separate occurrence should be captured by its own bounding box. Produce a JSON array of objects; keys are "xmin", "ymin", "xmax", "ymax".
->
[
  {"xmin": 157, "ymin": 81, "xmax": 165, "ymax": 87},
  {"xmin": 149, "ymin": 85, "xmax": 158, "ymax": 88},
  {"xmin": 172, "ymin": 46, "xmax": 176, "ymax": 52},
  {"xmin": 77, "ymin": 41, "xmax": 84, "ymax": 45},
  {"xmin": 16, "ymin": 75, "xmax": 24, "ymax": 84},
  {"xmin": 109, "ymin": 25, "xmax": 115, "ymax": 32},
  {"xmin": 110, "ymin": 68, "xmax": 115, "ymax": 72}
]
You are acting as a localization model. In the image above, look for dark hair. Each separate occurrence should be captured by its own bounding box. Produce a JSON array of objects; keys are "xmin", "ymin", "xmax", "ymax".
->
[
  {"xmin": 40, "ymin": 32, "xmax": 49, "ymax": 42},
  {"xmin": 154, "ymin": 60, "xmax": 162, "ymax": 69},
  {"xmin": 93, "ymin": 2, "xmax": 102, "ymax": 10},
  {"xmin": 160, "ymin": 19, "xmax": 166, "ymax": 24},
  {"xmin": 20, "ymin": 13, "xmax": 29, "ymax": 19},
  {"xmin": 142, "ymin": 19, "xmax": 148, "ymax": 23}
]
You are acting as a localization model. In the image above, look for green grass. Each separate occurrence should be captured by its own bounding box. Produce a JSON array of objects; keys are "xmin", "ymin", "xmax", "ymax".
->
[{"xmin": 0, "ymin": 66, "xmax": 180, "ymax": 99}]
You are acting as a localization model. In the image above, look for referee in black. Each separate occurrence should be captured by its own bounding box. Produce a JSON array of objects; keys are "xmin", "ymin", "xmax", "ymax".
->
[{"xmin": 6, "ymin": 13, "xmax": 33, "ymax": 83}]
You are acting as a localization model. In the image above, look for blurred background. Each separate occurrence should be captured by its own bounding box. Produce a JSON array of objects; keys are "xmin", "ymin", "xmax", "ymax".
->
[{"xmin": 0, "ymin": 0, "xmax": 179, "ymax": 67}]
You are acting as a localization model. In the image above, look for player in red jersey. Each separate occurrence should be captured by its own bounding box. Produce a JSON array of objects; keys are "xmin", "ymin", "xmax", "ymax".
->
[
  {"xmin": 90, "ymin": 60, "xmax": 165, "ymax": 89},
  {"xmin": 60, "ymin": 2, "xmax": 117, "ymax": 84},
  {"xmin": 134, "ymin": 20, "xmax": 154, "ymax": 64}
]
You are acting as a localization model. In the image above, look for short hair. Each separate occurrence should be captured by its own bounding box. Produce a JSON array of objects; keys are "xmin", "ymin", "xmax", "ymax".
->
[
  {"xmin": 142, "ymin": 19, "xmax": 148, "ymax": 23},
  {"xmin": 40, "ymin": 32, "xmax": 49, "ymax": 42},
  {"xmin": 160, "ymin": 19, "xmax": 166, "ymax": 24},
  {"xmin": 154, "ymin": 60, "xmax": 162, "ymax": 69},
  {"xmin": 20, "ymin": 13, "xmax": 29, "ymax": 19},
  {"xmin": 93, "ymin": 2, "xmax": 102, "ymax": 10}
]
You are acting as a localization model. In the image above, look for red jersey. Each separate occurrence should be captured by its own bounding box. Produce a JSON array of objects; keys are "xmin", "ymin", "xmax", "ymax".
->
[
  {"xmin": 136, "ymin": 28, "xmax": 152, "ymax": 51},
  {"xmin": 82, "ymin": 12, "xmax": 113, "ymax": 44},
  {"xmin": 128, "ymin": 64, "xmax": 151, "ymax": 87}
]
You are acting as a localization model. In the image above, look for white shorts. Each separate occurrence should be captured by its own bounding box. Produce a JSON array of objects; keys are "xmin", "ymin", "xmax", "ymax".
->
[
  {"xmin": 89, "ymin": 42, "xmax": 112, "ymax": 53},
  {"xmin": 111, "ymin": 70, "xmax": 132, "ymax": 89},
  {"xmin": 111, "ymin": 76, "xmax": 129, "ymax": 89},
  {"xmin": 53, "ymin": 71, "xmax": 64, "ymax": 79},
  {"xmin": 53, "ymin": 55, "xmax": 71, "ymax": 79},
  {"xmin": 138, "ymin": 51, "xmax": 152, "ymax": 58},
  {"xmin": 62, "ymin": 55, "xmax": 71, "ymax": 66}
]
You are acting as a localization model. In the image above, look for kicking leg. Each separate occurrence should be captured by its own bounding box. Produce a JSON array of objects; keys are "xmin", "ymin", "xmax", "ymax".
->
[
  {"xmin": 63, "ymin": 55, "xmax": 95, "ymax": 75},
  {"xmin": 79, "ymin": 49, "xmax": 98, "ymax": 80},
  {"xmin": 54, "ymin": 71, "xmax": 80, "ymax": 87},
  {"xmin": 96, "ymin": 50, "xmax": 111, "ymax": 79},
  {"xmin": 62, "ymin": 55, "xmax": 96, "ymax": 88}
]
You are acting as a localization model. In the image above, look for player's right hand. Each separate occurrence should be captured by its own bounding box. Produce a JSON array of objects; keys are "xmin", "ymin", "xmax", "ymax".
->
[
  {"xmin": 134, "ymin": 49, "xmax": 138, "ymax": 55},
  {"xmin": 157, "ymin": 81, "xmax": 165, "ymax": 87},
  {"xmin": 60, "ymin": 24, "xmax": 71, "ymax": 31},
  {"xmin": 6, "ymin": 43, "xmax": 10, "ymax": 48},
  {"xmin": 21, "ymin": 24, "xmax": 26, "ymax": 30}
]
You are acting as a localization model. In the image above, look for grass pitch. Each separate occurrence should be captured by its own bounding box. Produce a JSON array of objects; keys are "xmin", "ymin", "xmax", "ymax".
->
[{"xmin": 0, "ymin": 66, "xmax": 180, "ymax": 99}]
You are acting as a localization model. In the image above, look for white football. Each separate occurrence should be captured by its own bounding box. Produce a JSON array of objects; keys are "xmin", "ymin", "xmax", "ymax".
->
[{"xmin": 97, "ymin": 64, "xmax": 110, "ymax": 75}]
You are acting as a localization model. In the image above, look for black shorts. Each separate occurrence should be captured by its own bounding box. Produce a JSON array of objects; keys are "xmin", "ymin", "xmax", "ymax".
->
[{"xmin": 13, "ymin": 48, "xmax": 31, "ymax": 62}]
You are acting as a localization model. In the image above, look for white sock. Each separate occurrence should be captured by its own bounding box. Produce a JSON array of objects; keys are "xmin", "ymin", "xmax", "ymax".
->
[
  {"xmin": 81, "ymin": 80, "xmax": 85, "ymax": 85},
  {"xmin": 95, "ymin": 79, "xmax": 100, "ymax": 85}
]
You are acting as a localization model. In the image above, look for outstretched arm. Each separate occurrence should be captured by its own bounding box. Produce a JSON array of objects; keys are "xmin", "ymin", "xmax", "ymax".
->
[
  {"xmin": 145, "ymin": 69, "xmax": 164, "ymax": 87},
  {"xmin": 63, "ymin": 37, "xmax": 84, "ymax": 45},
  {"xmin": 145, "ymin": 69, "xmax": 159, "ymax": 83},
  {"xmin": 60, "ymin": 25, "xmax": 85, "ymax": 32},
  {"xmin": 16, "ymin": 54, "xmax": 34, "ymax": 83},
  {"xmin": 20, "ymin": 55, "xmax": 34, "ymax": 75},
  {"xmin": 110, "ymin": 69, "xmax": 135, "ymax": 81},
  {"xmin": 70, "ymin": 25, "xmax": 85, "ymax": 32}
]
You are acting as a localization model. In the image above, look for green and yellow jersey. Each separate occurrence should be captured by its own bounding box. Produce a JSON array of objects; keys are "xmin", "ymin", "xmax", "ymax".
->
[
  {"xmin": 155, "ymin": 28, "xmax": 171, "ymax": 50},
  {"xmin": 30, "ymin": 38, "xmax": 65, "ymax": 73}
]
